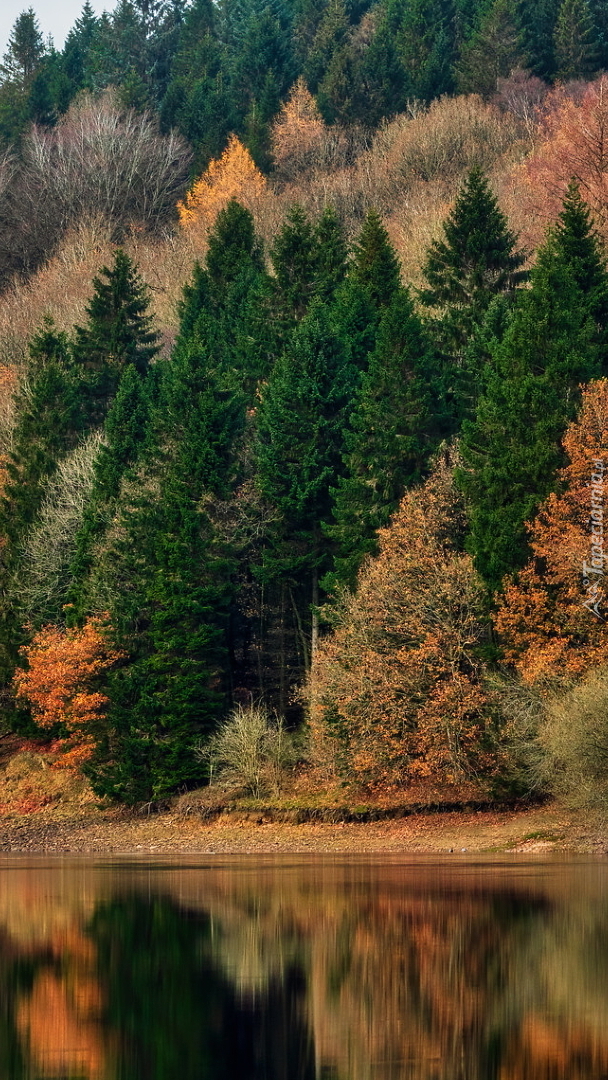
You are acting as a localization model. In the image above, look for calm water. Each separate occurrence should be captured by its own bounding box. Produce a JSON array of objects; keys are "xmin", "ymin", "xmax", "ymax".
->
[{"xmin": 0, "ymin": 855, "xmax": 607, "ymax": 1079}]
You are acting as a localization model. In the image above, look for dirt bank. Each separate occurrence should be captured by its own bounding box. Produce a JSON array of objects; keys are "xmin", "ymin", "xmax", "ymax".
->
[{"xmin": 0, "ymin": 801, "xmax": 605, "ymax": 855}]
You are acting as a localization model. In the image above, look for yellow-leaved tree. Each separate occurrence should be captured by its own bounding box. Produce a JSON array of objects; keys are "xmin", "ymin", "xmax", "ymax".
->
[
  {"xmin": 270, "ymin": 77, "xmax": 328, "ymax": 179},
  {"xmin": 177, "ymin": 135, "xmax": 266, "ymax": 235}
]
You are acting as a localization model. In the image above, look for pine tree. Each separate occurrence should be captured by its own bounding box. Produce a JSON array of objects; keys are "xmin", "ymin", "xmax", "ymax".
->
[
  {"xmin": 455, "ymin": 0, "xmax": 525, "ymax": 98},
  {"xmin": 421, "ymin": 167, "xmax": 527, "ymax": 358},
  {"xmin": 84, "ymin": 342, "xmax": 244, "ymax": 802},
  {"xmin": 0, "ymin": 321, "xmax": 82, "ymax": 688},
  {"xmin": 72, "ymin": 250, "xmax": 160, "ymax": 426},
  {"xmin": 328, "ymin": 288, "xmax": 445, "ymax": 587},
  {"xmin": 553, "ymin": 180, "xmax": 608, "ymax": 365},
  {"xmin": 554, "ymin": 0, "xmax": 598, "ymax": 80},
  {"xmin": 460, "ymin": 237, "xmax": 600, "ymax": 591},
  {"xmin": 349, "ymin": 209, "xmax": 402, "ymax": 309},
  {"xmin": 256, "ymin": 302, "xmax": 357, "ymax": 661},
  {"xmin": 0, "ymin": 9, "xmax": 46, "ymax": 85},
  {"xmin": 270, "ymin": 205, "xmax": 317, "ymax": 321}
]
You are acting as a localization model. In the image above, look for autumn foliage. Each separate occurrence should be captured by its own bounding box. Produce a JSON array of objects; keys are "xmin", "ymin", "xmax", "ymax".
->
[
  {"xmin": 270, "ymin": 78, "xmax": 328, "ymax": 180},
  {"xmin": 520, "ymin": 76, "xmax": 608, "ymax": 246},
  {"xmin": 496, "ymin": 379, "xmax": 608, "ymax": 683},
  {"xmin": 177, "ymin": 135, "xmax": 266, "ymax": 235},
  {"xmin": 13, "ymin": 616, "xmax": 124, "ymax": 766},
  {"xmin": 310, "ymin": 454, "xmax": 493, "ymax": 788}
]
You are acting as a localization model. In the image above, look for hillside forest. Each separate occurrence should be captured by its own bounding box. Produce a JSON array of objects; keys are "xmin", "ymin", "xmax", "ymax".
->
[{"xmin": 1, "ymin": 0, "xmax": 608, "ymax": 805}]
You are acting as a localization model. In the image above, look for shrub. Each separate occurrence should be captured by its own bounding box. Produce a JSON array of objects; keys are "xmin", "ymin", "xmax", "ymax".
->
[
  {"xmin": 540, "ymin": 666, "xmax": 608, "ymax": 809},
  {"xmin": 198, "ymin": 704, "xmax": 296, "ymax": 798}
]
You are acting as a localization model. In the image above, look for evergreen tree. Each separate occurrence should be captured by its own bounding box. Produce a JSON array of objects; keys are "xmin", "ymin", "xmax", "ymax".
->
[
  {"xmin": 328, "ymin": 289, "xmax": 445, "ymax": 587},
  {"xmin": 256, "ymin": 302, "xmax": 357, "ymax": 659},
  {"xmin": 460, "ymin": 238, "xmax": 600, "ymax": 591},
  {"xmin": 312, "ymin": 205, "xmax": 348, "ymax": 304},
  {"xmin": 205, "ymin": 197, "xmax": 265, "ymax": 296},
  {"xmin": 455, "ymin": 0, "xmax": 525, "ymax": 98},
  {"xmin": 304, "ymin": 0, "xmax": 349, "ymax": 92},
  {"xmin": 0, "ymin": 9, "xmax": 46, "ymax": 85},
  {"xmin": 553, "ymin": 180, "xmax": 608, "ymax": 366},
  {"xmin": 554, "ymin": 0, "xmax": 598, "ymax": 79},
  {"xmin": 177, "ymin": 201, "xmax": 274, "ymax": 393},
  {"xmin": 72, "ymin": 250, "xmax": 160, "ymax": 426},
  {"xmin": 519, "ymin": 0, "xmax": 560, "ymax": 78},
  {"xmin": 397, "ymin": 0, "xmax": 456, "ymax": 101},
  {"xmin": 349, "ymin": 209, "xmax": 402, "ymax": 309},
  {"xmin": 61, "ymin": 2, "xmax": 99, "ymax": 96},
  {"xmin": 271, "ymin": 205, "xmax": 318, "ymax": 321},
  {"xmin": 0, "ymin": 321, "xmax": 82, "ymax": 687},
  {"xmin": 85, "ymin": 343, "xmax": 244, "ymax": 802},
  {"xmin": 421, "ymin": 167, "xmax": 526, "ymax": 358}
]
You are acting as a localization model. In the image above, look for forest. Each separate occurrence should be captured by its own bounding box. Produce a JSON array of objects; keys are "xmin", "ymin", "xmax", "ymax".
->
[{"xmin": 0, "ymin": 0, "xmax": 608, "ymax": 806}]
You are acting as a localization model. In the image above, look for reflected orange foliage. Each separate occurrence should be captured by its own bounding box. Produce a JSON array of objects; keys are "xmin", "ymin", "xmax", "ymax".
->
[
  {"xmin": 177, "ymin": 135, "xmax": 266, "ymax": 234},
  {"xmin": 17, "ymin": 966, "xmax": 106, "ymax": 1078},
  {"xmin": 496, "ymin": 379, "xmax": 608, "ymax": 682}
]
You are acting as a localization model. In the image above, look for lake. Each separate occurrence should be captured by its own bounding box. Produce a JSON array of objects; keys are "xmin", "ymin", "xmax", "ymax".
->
[{"xmin": 0, "ymin": 855, "xmax": 606, "ymax": 1079}]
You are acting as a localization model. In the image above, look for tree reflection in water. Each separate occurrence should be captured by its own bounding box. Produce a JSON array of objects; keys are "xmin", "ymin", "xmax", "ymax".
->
[{"xmin": 0, "ymin": 859, "xmax": 606, "ymax": 1079}]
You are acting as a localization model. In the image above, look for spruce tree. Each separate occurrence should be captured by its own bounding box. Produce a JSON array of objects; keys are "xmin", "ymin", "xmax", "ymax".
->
[
  {"xmin": 455, "ymin": 0, "xmax": 525, "ymax": 98},
  {"xmin": 313, "ymin": 205, "xmax": 348, "ymax": 305},
  {"xmin": 328, "ymin": 288, "xmax": 445, "ymax": 587},
  {"xmin": 256, "ymin": 302, "xmax": 357, "ymax": 659},
  {"xmin": 72, "ymin": 250, "xmax": 159, "ymax": 426},
  {"xmin": 0, "ymin": 321, "xmax": 83, "ymax": 689},
  {"xmin": 0, "ymin": 9, "xmax": 46, "ymax": 85},
  {"xmin": 177, "ymin": 201, "xmax": 274, "ymax": 394},
  {"xmin": 397, "ymin": 0, "xmax": 456, "ymax": 100},
  {"xmin": 85, "ymin": 342, "xmax": 244, "ymax": 802},
  {"xmin": 421, "ymin": 167, "xmax": 527, "ymax": 357},
  {"xmin": 349, "ymin": 209, "xmax": 402, "ymax": 309},
  {"xmin": 270, "ymin": 205, "xmax": 317, "ymax": 321},
  {"xmin": 554, "ymin": 0, "xmax": 598, "ymax": 79},
  {"xmin": 460, "ymin": 237, "xmax": 600, "ymax": 591},
  {"xmin": 553, "ymin": 180, "xmax": 608, "ymax": 364}
]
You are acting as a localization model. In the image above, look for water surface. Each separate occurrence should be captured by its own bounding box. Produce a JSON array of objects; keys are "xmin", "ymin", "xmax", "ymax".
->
[{"xmin": 0, "ymin": 854, "xmax": 606, "ymax": 1079}]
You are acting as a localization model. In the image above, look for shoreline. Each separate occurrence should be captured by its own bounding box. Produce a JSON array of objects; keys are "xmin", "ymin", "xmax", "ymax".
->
[{"xmin": 0, "ymin": 802, "xmax": 605, "ymax": 855}]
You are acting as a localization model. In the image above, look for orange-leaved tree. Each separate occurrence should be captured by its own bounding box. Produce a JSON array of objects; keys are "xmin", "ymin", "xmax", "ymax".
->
[
  {"xmin": 177, "ymin": 134, "xmax": 266, "ymax": 235},
  {"xmin": 496, "ymin": 379, "xmax": 608, "ymax": 683},
  {"xmin": 309, "ymin": 452, "xmax": 493, "ymax": 789},
  {"xmin": 13, "ymin": 616, "xmax": 124, "ymax": 768},
  {"xmin": 519, "ymin": 76, "xmax": 608, "ymax": 246}
]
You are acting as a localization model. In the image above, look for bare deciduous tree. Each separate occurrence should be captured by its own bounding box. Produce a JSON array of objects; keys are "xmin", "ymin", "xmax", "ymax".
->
[{"xmin": 19, "ymin": 430, "xmax": 104, "ymax": 623}]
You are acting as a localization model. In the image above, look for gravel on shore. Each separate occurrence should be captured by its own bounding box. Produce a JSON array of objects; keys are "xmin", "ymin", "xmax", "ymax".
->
[{"xmin": 0, "ymin": 803, "xmax": 604, "ymax": 855}]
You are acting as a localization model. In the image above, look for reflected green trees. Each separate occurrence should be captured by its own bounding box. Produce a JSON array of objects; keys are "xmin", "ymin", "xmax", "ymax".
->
[{"xmin": 0, "ymin": 860, "xmax": 607, "ymax": 1079}]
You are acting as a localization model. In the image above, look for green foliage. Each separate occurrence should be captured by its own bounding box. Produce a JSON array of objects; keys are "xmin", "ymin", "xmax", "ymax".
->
[
  {"xmin": 455, "ymin": 0, "xmax": 525, "ymax": 98},
  {"xmin": 553, "ymin": 180, "xmax": 608, "ymax": 365},
  {"xmin": 421, "ymin": 167, "xmax": 527, "ymax": 358},
  {"xmin": 72, "ymin": 249, "xmax": 160, "ymax": 426},
  {"xmin": 85, "ymin": 344, "xmax": 244, "ymax": 803},
  {"xmin": 460, "ymin": 238, "xmax": 600, "ymax": 591},
  {"xmin": 554, "ymin": 0, "xmax": 599, "ymax": 79},
  {"xmin": 256, "ymin": 302, "xmax": 357, "ymax": 655},
  {"xmin": 349, "ymin": 209, "xmax": 402, "ymax": 309},
  {"xmin": 328, "ymin": 288, "xmax": 445, "ymax": 587}
]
